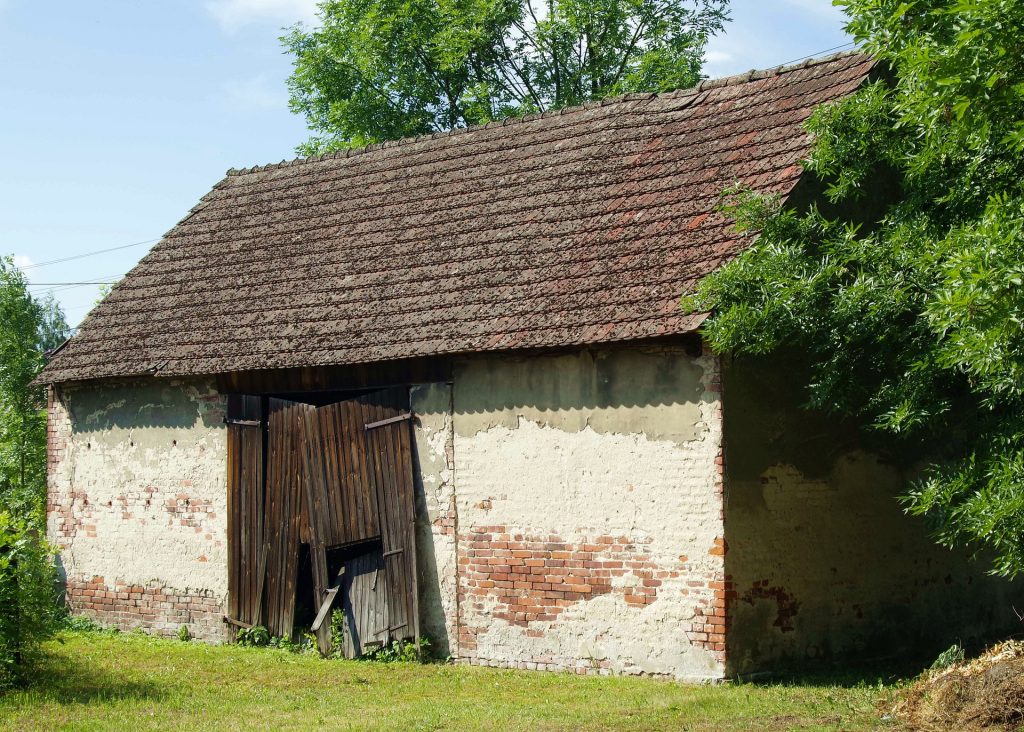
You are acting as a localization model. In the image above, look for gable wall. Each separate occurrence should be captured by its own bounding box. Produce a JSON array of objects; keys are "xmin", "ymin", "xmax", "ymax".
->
[
  {"xmin": 723, "ymin": 354, "xmax": 1024, "ymax": 674},
  {"xmin": 47, "ymin": 379, "xmax": 230, "ymax": 640}
]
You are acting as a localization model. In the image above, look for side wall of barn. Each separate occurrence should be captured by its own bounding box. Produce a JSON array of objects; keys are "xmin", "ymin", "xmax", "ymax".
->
[
  {"xmin": 47, "ymin": 379, "xmax": 231, "ymax": 640},
  {"xmin": 723, "ymin": 354, "xmax": 1024, "ymax": 675},
  {"xmin": 440, "ymin": 345, "xmax": 727, "ymax": 680},
  {"xmin": 46, "ymin": 343, "xmax": 728, "ymax": 679}
]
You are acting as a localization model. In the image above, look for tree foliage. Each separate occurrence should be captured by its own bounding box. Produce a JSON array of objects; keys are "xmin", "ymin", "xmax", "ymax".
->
[
  {"xmin": 0, "ymin": 258, "xmax": 67, "ymax": 685},
  {"xmin": 0, "ymin": 259, "xmax": 68, "ymax": 520},
  {"xmin": 687, "ymin": 0, "xmax": 1024, "ymax": 576},
  {"xmin": 0, "ymin": 512, "xmax": 61, "ymax": 688},
  {"xmin": 283, "ymin": 0, "xmax": 728, "ymax": 152}
]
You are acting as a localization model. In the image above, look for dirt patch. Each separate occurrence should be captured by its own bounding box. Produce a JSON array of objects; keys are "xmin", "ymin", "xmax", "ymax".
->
[{"xmin": 893, "ymin": 640, "xmax": 1024, "ymax": 731}]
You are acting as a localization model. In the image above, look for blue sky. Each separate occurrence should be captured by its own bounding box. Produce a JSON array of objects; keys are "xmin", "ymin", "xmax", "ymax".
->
[{"xmin": 1, "ymin": 0, "xmax": 850, "ymax": 326}]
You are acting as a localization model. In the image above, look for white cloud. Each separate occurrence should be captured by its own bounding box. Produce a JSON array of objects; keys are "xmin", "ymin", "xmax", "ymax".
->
[
  {"xmin": 205, "ymin": 0, "xmax": 319, "ymax": 32},
  {"xmin": 223, "ymin": 75, "xmax": 288, "ymax": 111}
]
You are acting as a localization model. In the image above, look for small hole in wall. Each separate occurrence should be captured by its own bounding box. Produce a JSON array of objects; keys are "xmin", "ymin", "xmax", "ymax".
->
[
  {"xmin": 87, "ymin": 443, "xmax": 91, "ymax": 450},
  {"xmin": 130, "ymin": 441, "xmax": 134, "ymax": 447},
  {"xmin": 172, "ymin": 440, "xmax": 177, "ymax": 447}
]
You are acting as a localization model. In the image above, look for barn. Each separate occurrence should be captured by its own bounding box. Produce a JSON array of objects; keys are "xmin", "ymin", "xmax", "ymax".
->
[{"xmin": 37, "ymin": 52, "xmax": 1022, "ymax": 681}]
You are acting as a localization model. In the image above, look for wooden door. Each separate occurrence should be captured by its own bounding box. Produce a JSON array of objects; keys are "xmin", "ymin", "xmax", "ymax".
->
[
  {"xmin": 227, "ymin": 388, "xmax": 418, "ymax": 654},
  {"xmin": 226, "ymin": 395, "xmax": 264, "ymax": 627},
  {"xmin": 262, "ymin": 398, "xmax": 310, "ymax": 638},
  {"xmin": 358, "ymin": 389, "xmax": 420, "ymax": 652},
  {"xmin": 302, "ymin": 388, "xmax": 419, "ymax": 656}
]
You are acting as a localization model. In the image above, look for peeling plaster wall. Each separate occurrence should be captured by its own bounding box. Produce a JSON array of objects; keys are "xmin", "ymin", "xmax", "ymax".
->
[
  {"xmin": 411, "ymin": 383, "xmax": 459, "ymax": 658},
  {"xmin": 724, "ymin": 355, "xmax": 1024, "ymax": 674},
  {"xmin": 451, "ymin": 346, "xmax": 726, "ymax": 680},
  {"xmin": 47, "ymin": 378, "xmax": 229, "ymax": 640}
]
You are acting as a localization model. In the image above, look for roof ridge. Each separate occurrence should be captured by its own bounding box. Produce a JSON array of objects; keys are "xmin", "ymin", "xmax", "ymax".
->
[{"xmin": 226, "ymin": 48, "xmax": 868, "ymax": 178}]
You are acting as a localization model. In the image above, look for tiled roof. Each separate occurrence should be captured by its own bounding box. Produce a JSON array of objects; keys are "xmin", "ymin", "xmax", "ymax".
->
[{"xmin": 40, "ymin": 52, "xmax": 873, "ymax": 384}]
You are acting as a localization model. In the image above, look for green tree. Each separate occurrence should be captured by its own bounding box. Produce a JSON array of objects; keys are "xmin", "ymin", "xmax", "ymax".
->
[
  {"xmin": 686, "ymin": 0, "xmax": 1024, "ymax": 576},
  {"xmin": 0, "ymin": 258, "xmax": 69, "ymax": 520},
  {"xmin": 0, "ymin": 258, "xmax": 67, "ymax": 686},
  {"xmin": 283, "ymin": 0, "xmax": 728, "ymax": 152}
]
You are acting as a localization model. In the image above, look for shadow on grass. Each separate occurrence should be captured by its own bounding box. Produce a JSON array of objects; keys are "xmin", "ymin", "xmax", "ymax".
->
[
  {"xmin": 732, "ymin": 656, "xmax": 929, "ymax": 688},
  {"xmin": 5, "ymin": 647, "xmax": 166, "ymax": 705}
]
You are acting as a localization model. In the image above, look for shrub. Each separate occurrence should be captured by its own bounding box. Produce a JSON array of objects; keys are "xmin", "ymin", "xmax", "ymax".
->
[
  {"xmin": 60, "ymin": 614, "xmax": 105, "ymax": 633},
  {"xmin": 0, "ymin": 512, "xmax": 60, "ymax": 687},
  {"xmin": 931, "ymin": 643, "xmax": 966, "ymax": 670},
  {"xmin": 362, "ymin": 637, "xmax": 431, "ymax": 663},
  {"xmin": 235, "ymin": 625, "xmax": 270, "ymax": 647}
]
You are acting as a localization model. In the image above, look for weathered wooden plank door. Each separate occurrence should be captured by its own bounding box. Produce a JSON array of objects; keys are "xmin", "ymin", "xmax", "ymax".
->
[
  {"xmin": 226, "ymin": 395, "xmax": 264, "ymax": 627},
  {"xmin": 302, "ymin": 388, "xmax": 419, "ymax": 656},
  {"xmin": 358, "ymin": 388, "xmax": 420, "ymax": 652},
  {"xmin": 263, "ymin": 398, "xmax": 311, "ymax": 639},
  {"xmin": 228, "ymin": 388, "xmax": 418, "ymax": 653}
]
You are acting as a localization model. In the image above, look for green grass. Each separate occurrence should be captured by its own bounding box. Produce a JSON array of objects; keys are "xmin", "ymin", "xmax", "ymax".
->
[{"xmin": 0, "ymin": 631, "xmax": 900, "ymax": 731}]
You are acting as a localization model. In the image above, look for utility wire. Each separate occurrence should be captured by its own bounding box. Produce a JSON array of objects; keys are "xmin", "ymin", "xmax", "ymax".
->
[
  {"xmin": 18, "ymin": 238, "xmax": 157, "ymax": 270},
  {"xmin": 775, "ymin": 41, "xmax": 857, "ymax": 69}
]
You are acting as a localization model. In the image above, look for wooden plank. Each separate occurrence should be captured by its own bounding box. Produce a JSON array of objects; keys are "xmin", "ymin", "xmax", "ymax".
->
[
  {"xmin": 378, "ymin": 392, "xmax": 410, "ymax": 638},
  {"xmin": 310, "ymin": 587, "xmax": 339, "ymax": 633},
  {"xmin": 363, "ymin": 397, "xmax": 398, "ymax": 642},
  {"xmin": 253, "ymin": 541, "xmax": 268, "ymax": 627},
  {"xmin": 300, "ymin": 405, "xmax": 333, "ymax": 654},
  {"xmin": 390, "ymin": 390, "xmax": 420, "ymax": 650},
  {"xmin": 227, "ymin": 427, "xmax": 239, "ymax": 621},
  {"xmin": 343, "ymin": 398, "xmax": 373, "ymax": 543},
  {"xmin": 226, "ymin": 394, "xmax": 265, "ymax": 628},
  {"xmin": 264, "ymin": 398, "xmax": 309, "ymax": 640}
]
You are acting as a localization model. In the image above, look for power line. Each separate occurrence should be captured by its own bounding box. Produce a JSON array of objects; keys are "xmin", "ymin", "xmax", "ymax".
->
[
  {"xmin": 18, "ymin": 238, "xmax": 158, "ymax": 270},
  {"xmin": 26, "ymin": 274, "xmax": 124, "ymax": 297},
  {"xmin": 776, "ymin": 41, "xmax": 857, "ymax": 69}
]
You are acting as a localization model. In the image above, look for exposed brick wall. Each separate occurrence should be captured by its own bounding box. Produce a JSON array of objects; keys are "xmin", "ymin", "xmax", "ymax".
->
[
  {"xmin": 65, "ymin": 576, "xmax": 226, "ymax": 639},
  {"xmin": 694, "ymin": 343, "xmax": 731, "ymax": 665},
  {"xmin": 457, "ymin": 527, "xmax": 728, "ymax": 674},
  {"xmin": 46, "ymin": 386, "xmax": 72, "ymax": 532}
]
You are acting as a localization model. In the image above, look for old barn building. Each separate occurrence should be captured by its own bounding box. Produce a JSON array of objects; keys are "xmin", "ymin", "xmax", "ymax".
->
[{"xmin": 38, "ymin": 52, "xmax": 1022, "ymax": 680}]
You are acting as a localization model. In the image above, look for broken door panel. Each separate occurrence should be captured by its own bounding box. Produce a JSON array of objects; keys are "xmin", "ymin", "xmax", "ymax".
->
[{"xmin": 339, "ymin": 548, "xmax": 387, "ymax": 658}]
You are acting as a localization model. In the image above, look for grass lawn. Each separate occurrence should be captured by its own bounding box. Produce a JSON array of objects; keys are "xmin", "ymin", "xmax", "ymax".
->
[{"xmin": 0, "ymin": 631, "xmax": 901, "ymax": 731}]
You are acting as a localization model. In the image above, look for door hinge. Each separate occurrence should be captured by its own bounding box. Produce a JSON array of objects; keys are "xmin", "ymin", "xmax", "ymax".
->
[{"xmin": 364, "ymin": 412, "xmax": 412, "ymax": 430}]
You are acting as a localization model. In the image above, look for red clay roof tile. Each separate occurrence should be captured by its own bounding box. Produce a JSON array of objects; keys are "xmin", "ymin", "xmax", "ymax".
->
[{"xmin": 39, "ymin": 52, "xmax": 873, "ymax": 384}]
